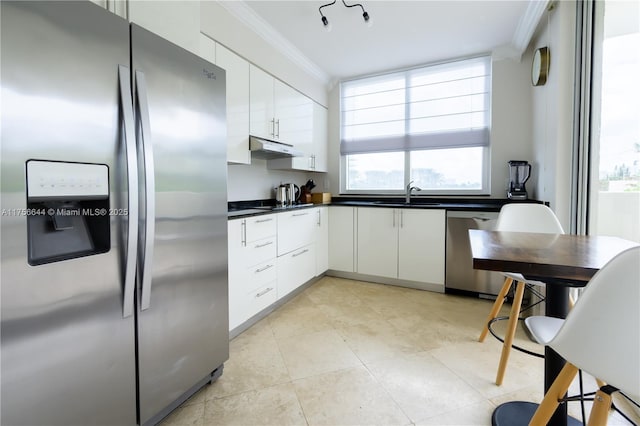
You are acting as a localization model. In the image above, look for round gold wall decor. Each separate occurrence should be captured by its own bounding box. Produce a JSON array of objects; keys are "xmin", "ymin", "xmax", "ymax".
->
[{"xmin": 531, "ymin": 46, "xmax": 550, "ymax": 86}]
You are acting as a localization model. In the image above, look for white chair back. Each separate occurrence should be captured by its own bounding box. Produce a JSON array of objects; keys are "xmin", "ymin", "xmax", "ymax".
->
[
  {"xmin": 495, "ymin": 203, "xmax": 564, "ymax": 234},
  {"xmin": 549, "ymin": 246, "xmax": 640, "ymax": 400}
]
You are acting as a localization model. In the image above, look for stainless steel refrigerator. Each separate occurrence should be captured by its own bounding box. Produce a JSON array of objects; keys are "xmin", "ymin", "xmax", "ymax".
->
[{"xmin": 0, "ymin": 2, "xmax": 229, "ymax": 425}]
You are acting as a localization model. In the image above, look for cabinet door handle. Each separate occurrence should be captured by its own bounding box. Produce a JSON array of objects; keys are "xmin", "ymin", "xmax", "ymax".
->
[
  {"xmin": 255, "ymin": 264, "xmax": 274, "ymax": 273},
  {"xmin": 400, "ymin": 210, "xmax": 404, "ymax": 228},
  {"xmin": 392, "ymin": 210, "xmax": 396, "ymax": 228},
  {"xmin": 255, "ymin": 287, "xmax": 274, "ymax": 298},
  {"xmin": 317, "ymin": 209, "xmax": 321, "ymax": 226},
  {"xmin": 275, "ymin": 119, "xmax": 280, "ymax": 138},
  {"xmin": 292, "ymin": 212, "xmax": 309, "ymax": 217},
  {"xmin": 241, "ymin": 219, "xmax": 247, "ymax": 247},
  {"xmin": 255, "ymin": 241, "xmax": 273, "ymax": 249},
  {"xmin": 255, "ymin": 218, "xmax": 273, "ymax": 223},
  {"xmin": 292, "ymin": 249, "xmax": 309, "ymax": 257},
  {"xmin": 270, "ymin": 118, "xmax": 275, "ymax": 137}
]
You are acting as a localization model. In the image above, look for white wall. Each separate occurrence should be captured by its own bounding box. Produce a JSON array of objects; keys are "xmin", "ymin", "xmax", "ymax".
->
[
  {"xmin": 325, "ymin": 57, "xmax": 535, "ymax": 198},
  {"xmin": 228, "ymin": 160, "xmax": 328, "ymax": 201},
  {"xmin": 530, "ymin": 1, "xmax": 578, "ymax": 230},
  {"xmin": 490, "ymin": 58, "xmax": 535, "ymax": 198}
]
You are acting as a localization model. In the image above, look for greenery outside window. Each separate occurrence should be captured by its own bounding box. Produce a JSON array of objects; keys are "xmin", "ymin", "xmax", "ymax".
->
[{"xmin": 340, "ymin": 56, "xmax": 492, "ymax": 194}]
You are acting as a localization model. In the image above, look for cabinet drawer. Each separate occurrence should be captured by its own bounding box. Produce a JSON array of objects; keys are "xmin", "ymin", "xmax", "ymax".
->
[
  {"xmin": 277, "ymin": 244, "xmax": 315, "ymax": 299},
  {"xmin": 246, "ymin": 281, "xmax": 277, "ymax": 320},
  {"xmin": 246, "ymin": 215, "xmax": 276, "ymax": 242},
  {"xmin": 277, "ymin": 209, "xmax": 316, "ymax": 255},
  {"xmin": 246, "ymin": 259, "xmax": 277, "ymax": 291},
  {"xmin": 229, "ymin": 258, "xmax": 276, "ymax": 298},
  {"xmin": 244, "ymin": 236, "xmax": 276, "ymax": 266}
]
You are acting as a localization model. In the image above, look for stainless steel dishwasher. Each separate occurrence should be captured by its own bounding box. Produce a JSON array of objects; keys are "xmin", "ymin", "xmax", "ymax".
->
[{"xmin": 445, "ymin": 211, "xmax": 505, "ymax": 296}]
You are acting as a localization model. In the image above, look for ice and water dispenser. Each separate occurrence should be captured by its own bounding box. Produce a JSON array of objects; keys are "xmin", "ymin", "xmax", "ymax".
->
[{"xmin": 26, "ymin": 160, "xmax": 111, "ymax": 265}]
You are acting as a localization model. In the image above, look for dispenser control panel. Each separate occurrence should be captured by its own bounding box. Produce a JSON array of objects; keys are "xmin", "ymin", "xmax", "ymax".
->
[{"xmin": 27, "ymin": 160, "xmax": 109, "ymax": 200}]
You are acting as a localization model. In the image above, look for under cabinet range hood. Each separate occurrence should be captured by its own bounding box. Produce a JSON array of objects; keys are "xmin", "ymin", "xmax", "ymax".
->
[{"xmin": 249, "ymin": 135, "xmax": 303, "ymax": 159}]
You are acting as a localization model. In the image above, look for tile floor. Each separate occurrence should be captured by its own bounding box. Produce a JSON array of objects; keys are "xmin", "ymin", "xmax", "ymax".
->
[{"xmin": 161, "ymin": 277, "xmax": 634, "ymax": 426}]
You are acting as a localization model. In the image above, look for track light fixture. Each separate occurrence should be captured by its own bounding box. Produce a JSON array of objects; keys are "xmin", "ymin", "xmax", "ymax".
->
[{"xmin": 319, "ymin": 0, "xmax": 372, "ymax": 32}]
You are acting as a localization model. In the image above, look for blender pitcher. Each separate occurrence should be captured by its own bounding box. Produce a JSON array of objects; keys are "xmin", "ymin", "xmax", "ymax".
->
[{"xmin": 508, "ymin": 161, "xmax": 531, "ymax": 200}]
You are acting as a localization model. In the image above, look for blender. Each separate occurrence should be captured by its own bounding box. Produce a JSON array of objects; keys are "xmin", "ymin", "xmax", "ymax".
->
[{"xmin": 507, "ymin": 161, "xmax": 531, "ymax": 200}]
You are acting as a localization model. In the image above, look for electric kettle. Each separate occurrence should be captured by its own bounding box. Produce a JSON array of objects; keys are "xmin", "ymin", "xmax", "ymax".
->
[
  {"xmin": 275, "ymin": 184, "xmax": 288, "ymax": 206},
  {"xmin": 285, "ymin": 183, "xmax": 300, "ymax": 205}
]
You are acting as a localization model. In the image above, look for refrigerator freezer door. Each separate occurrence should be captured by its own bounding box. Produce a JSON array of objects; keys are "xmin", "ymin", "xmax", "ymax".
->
[
  {"xmin": 131, "ymin": 25, "xmax": 229, "ymax": 425},
  {"xmin": 0, "ymin": 2, "xmax": 137, "ymax": 425}
]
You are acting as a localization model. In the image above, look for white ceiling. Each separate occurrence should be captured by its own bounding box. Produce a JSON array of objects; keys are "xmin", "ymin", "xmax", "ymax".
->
[{"xmin": 235, "ymin": 0, "xmax": 547, "ymax": 84}]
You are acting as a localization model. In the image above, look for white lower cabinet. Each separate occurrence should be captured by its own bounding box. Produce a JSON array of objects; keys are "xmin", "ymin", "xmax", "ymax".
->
[
  {"xmin": 227, "ymin": 215, "xmax": 277, "ymax": 331},
  {"xmin": 398, "ymin": 209, "xmax": 445, "ymax": 284},
  {"xmin": 276, "ymin": 208, "xmax": 318, "ymax": 299},
  {"xmin": 228, "ymin": 208, "xmax": 321, "ymax": 330},
  {"xmin": 276, "ymin": 244, "xmax": 316, "ymax": 299},
  {"xmin": 245, "ymin": 281, "xmax": 277, "ymax": 320},
  {"xmin": 356, "ymin": 207, "xmax": 445, "ymax": 287},
  {"xmin": 277, "ymin": 209, "xmax": 316, "ymax": 256},
  {"xmin": 315, "ymin": 207, "xmax": 329, "ymax": 276},
  {"xmin": 357, "ymin": 208, "xmax": 398, "ymax": 279},
  {"xmin": 328, "ymin": 206, "xmax": 355, "ymax": 272}
]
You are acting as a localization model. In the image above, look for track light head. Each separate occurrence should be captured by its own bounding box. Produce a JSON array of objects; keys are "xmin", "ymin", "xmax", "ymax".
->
[
  {"xmin": 362, "ymin": 11, "xmax": 372, "ymax": 27},
  {"xmin": 321, "ymin": 15, "xmax": 332, "ymax": 32},
  {"xmin": 319, "ymin": 0, "xmax": 371, "ymax": 30}
]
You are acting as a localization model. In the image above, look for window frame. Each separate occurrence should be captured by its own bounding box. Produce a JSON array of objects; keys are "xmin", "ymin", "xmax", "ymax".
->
[{"xmin": 339, "ymin": 56, "xmax": 492, "ymax": 196}]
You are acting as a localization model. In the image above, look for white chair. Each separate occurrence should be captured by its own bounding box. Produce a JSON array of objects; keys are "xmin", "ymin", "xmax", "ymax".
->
[
  {"xmin": 528, "ymin": 245, "xmax": 640, "ymax": 425},
  {"xmin": 477, "ymin": 203, "xmax": 565, "ymax": 385}
]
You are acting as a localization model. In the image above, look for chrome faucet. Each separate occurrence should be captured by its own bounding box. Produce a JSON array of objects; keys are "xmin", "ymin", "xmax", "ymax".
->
[{"xmin": 405, "ymin": 181, "xmax": 422, "ymax": 204}]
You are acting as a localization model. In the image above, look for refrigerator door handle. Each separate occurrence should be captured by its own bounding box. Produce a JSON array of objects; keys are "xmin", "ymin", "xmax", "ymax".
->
[
  {"xmin": 135, "ymin": 70, "xmax": 156, "ymax": 311},
  {"xmin": 119, "ymin": 65, "xmax": 139, "ymax": 318}
]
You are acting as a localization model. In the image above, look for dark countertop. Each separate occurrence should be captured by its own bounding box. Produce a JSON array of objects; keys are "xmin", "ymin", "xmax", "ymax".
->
[
  {"xmin": 228, "ymin": 197, "xmax": 544, "ymax": 219},
  {"xmin": 329, "ymin": 196, "xmax": 543, "ymax": 212},
  {"xmin": 228, "ymin": 201, "xmax": 316, "ymax": 219}
]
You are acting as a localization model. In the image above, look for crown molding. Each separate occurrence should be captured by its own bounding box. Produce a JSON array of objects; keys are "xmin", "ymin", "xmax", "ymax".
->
[
  {"xmin": 217, "ymin": 1, "xmax": 331, "ymax": 86},
  {"xmin": 510, "ymin": 0, "xmax": 550, "ymax": 59}
]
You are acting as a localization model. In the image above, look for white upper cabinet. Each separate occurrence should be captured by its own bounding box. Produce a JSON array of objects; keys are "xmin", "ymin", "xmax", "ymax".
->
[
  {"xmin": 216, "ymin": 44, "xmax": 250, "ymax": 164},
  {"xmin": 249, "ymin": 65, "xmax": 315, "ymax": 152},
  {"xmin": 198, "ymin": 33, "xmax": 216, "ymax": 64},
  {"xmin": 89, "ymin": 0, "xmax": 127, "ymax": 19},
  {"xmin": 268, "ymin": 99, "xmax": 326, "ymax": 172},
  {"xmin": 249, "ymin": 65, "xmax": 276, "ymax": 140},
  {"xmin": 312, "ymin": 102, "xmax": 328, "ymax": 172},
  {"xmin": 275, "ymin": 80, "xmax": 313, "ymax": 151},
  {"xmin": 128, "ymin": 1, "xmax": 200, "ymax": 55}
]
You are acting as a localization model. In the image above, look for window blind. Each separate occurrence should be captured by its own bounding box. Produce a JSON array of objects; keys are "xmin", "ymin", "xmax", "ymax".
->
[{"xmin": 340, "ymin": 56, "xmax": 491, "ymax": 155}]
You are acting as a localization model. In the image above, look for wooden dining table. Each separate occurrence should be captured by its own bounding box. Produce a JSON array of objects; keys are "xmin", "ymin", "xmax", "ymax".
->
[{"xmin": 468, "ymin": 229, "xmax": 638, "ymax": 426}]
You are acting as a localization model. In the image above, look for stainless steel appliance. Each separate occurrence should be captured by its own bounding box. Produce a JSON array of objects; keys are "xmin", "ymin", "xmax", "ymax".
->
[
  {"xmin": 285, "ymin": 183, "xmax": 300, "ymax": 205},
  {"xmin": 249, "ymin": 135, "xmax": 303, "ymax": 159},
  {"xmin": 507, "ymin": 160, "xmax": 531, "ymax": 200},
  {"xmin": 1, "ymin": 2, "xmax": 228, "ymax": 425},
  {"xmin": 275, "ymin": 184, "xmax": 289, "ymax": 207},
  {"xmin": 445, "ymin": 211, "xmax": 505, "ymax": 296}
]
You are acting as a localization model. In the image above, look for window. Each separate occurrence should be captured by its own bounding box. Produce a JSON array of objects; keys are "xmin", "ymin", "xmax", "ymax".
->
[
  {"xmin": 340, "ymin": 56, "xmax": 491, "ymax": 194},
  {"xmin": 586, "ymin": 1, "xmax": 640, "ymax": 241}
]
